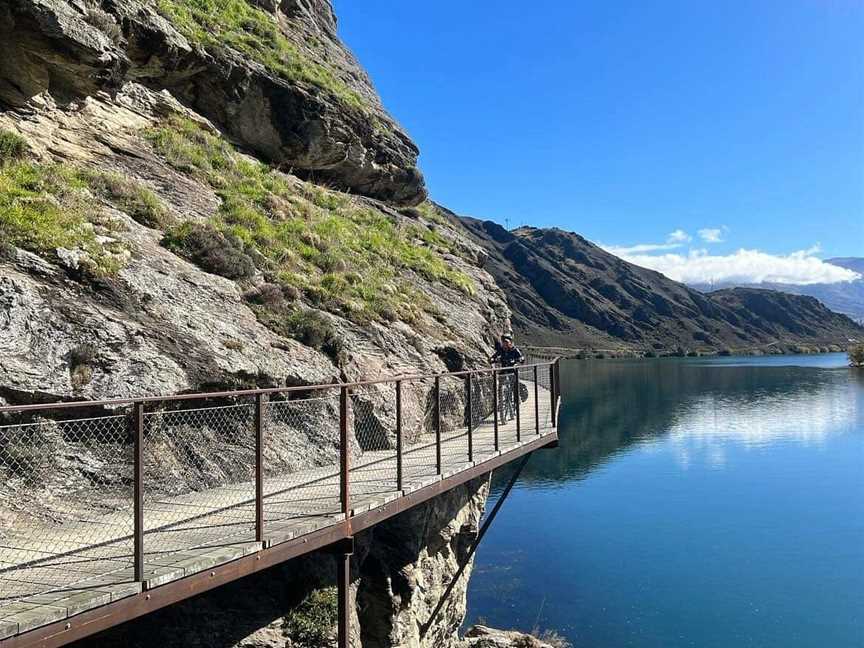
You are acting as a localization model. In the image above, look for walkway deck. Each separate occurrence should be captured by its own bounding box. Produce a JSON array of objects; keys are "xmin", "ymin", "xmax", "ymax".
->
[{"xmin": 0, "ymin": 370, "xmax": 558, "ymax": 645}]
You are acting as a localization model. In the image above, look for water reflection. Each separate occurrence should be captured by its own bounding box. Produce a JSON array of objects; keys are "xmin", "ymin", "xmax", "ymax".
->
[
  {"xmin": 470, "ymin": 356, "xmax": 864, "ymax": 647},
  {"xmin": 492, "ymin": 356, "xmax": 862, "ymax": 490}
]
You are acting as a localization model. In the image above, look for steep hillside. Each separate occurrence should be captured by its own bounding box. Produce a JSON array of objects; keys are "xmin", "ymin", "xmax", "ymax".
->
[
  {"xmin": 456, "ymin": 215, "xmax": 864, "ymax": 352},
  {"xmin": 0, "ymin": 0, "xmax": 426, "ymax": 204},
  {"xmin": 708, "ymin": 287, "xmax": 862, "ymax": 343},
  {"xmin": 693, "ymin": 257, "xmax": 864, "ymax": 324},
  {"xmin": 0, "ymin": 1, "xmax": 508, "ymax": 645}
]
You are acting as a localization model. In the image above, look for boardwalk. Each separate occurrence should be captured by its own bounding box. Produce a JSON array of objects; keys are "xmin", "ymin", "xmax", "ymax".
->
[{"xmin": 0, "ymin": 363, "xmax": 560, "ymax": 645}]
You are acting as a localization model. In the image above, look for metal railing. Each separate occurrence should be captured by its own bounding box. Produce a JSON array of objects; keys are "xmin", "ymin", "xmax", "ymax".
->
[{"xmin": 0, "ymin": 360, "xmax": 560, "ymax": 611}]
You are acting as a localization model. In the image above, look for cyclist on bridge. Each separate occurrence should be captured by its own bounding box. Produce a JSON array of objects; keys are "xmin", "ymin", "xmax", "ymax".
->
[{"xmin": 490, "ymin": 334, "xmax": 525, "ymax": 423}]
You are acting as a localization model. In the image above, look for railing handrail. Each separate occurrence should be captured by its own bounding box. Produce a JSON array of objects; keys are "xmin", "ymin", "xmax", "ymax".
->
[
  {"xmin": 0, "ymin": 361, "xmax": 558, "ymax": 414},
  {"xmin": 0, "ymin": 357, "xmax": 561, "ymax": 633}
]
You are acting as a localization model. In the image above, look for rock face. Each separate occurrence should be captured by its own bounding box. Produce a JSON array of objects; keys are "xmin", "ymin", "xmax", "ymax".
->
[
  {"xmin": 0, "ymin": 0, "xmax": 426, "ymax": 205},
  {"xmin": 460, "ymin": 626, "xmax": 563, "ymax": 648},
  {"xmin": 457, "ymin": 214, "xmax": 864, "ymax": 352},
  {"xmin": 0, "ymin": 84, "xmax": 507, "ymax": 403},
  {"xmin": 0, "ymin": 1, "xmax": 509, "ymax": 643}
]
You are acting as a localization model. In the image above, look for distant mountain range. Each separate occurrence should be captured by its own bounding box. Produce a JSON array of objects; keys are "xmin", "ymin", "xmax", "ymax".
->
[
  {"xmin": 691, "ymin": 257, "xmax": 864, "ymax": 324},
  {"xmin": 451, "ymin": 212, "xmax": 864, "ymax": 352}
]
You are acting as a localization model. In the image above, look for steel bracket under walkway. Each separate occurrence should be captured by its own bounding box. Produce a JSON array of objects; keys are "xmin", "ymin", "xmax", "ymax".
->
[{"xmin": 419, "ymin": 448, "xmax": 543, "ymax": 639}]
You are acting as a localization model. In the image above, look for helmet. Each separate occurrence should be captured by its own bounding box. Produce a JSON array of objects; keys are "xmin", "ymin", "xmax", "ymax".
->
[{"xmin": 501, "ymin": 333, "xmax": 513, "ymax": 342}]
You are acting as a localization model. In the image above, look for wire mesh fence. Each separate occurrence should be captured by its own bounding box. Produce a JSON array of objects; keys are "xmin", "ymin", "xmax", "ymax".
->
[
  {"xmin": 0, "ymin": 361, "xmax": 559, "ymax": 621},
  {"xmin": 0, "ymin": 411, "xmax": 134, "ymax": 607},
  {"xmin": 350, "ymin": 381, "xmax": 398, "ymax": 510},
  {"xmin": 143, "ymin": 401, "xmax": 257, "ymax": 559},
  {"xmin": 398, "ymin": 377, "xmax": 437, "ymax": 490},
  {"xmin": 264, "ymin": 392, "xmax": 343, "ymax": 542}
]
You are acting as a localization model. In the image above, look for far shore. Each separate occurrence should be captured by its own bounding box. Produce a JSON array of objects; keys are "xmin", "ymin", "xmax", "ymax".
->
[{"xmin": 524, "ymin": 343, "xmax": 853, "ymax": 361}]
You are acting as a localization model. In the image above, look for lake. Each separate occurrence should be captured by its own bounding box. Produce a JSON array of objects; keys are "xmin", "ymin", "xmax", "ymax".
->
[{"xmin": 465, "ymin": 353, "xmax": 864, "ymax": 647}]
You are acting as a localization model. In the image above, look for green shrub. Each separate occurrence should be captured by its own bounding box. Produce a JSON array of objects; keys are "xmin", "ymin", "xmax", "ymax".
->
[
  {"xmin": 69, "ymin": 343, "xmax": 97, "ymax": 368},
  {"xmin": 243, "ymin": 282, "xmax": 289, "ymax": 307},
  {"xmin": 849, "ymin": 344, "xmax": 864, "ymax": 368},
  {"xmin": 162, "ymin": 222, "xmax": 255, "ymax": 279},
  {"xmin": 0, "ymin": 129, "xmax": 28, "ymax": 163},
  {"xmin": 84, "ymin": 170, "xmax": 171, "ymax": 229},
  {"xmin": 286, "ymin": 310, "xmax": 342, "ymax": 357},
  {"xmin": 250, "ymin": 302, "xmax": 341, "ymax": 358},
  {"xmin": 283, "ymin": 587, "xmax": 337, "ymax": 647}
]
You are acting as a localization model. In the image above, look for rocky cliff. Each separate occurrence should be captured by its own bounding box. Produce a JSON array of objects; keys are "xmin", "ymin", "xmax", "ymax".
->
[
  {"xmin": 0, "ymin": 0, "xmax": 510, "ymax": 645},
  {"xmin": 0, "ymin": 0, "xmax": 426, "ymax": 204},
  {"xmin": 456, "ymin": 215, "xmax": 864, "ymax": 353}
]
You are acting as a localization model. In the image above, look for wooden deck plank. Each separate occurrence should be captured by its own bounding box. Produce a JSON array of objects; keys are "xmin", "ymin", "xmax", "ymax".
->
[{"xmin": 0, "ymin": 381, "xmax": 555, "ymax": 640}]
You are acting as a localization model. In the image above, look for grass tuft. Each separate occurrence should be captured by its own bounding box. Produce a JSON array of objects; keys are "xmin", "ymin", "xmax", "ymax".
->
[
  {"xmin": 0, "ymin": 129, "xmax": 28, "ymax": 163},
  {"xmin": 145, "ymin": 116, "xmax": 474, "ymax": 329},
  {"xmin": 156, "ymin": 0, "xmax": 365, "ymax": 110},
  {"xmin": 0, "ymin": 159, "xmax": 127, "ymax": 275},
  {"xmin": 84, "ymin": 170, "xmax": 172, "ymax": 229},
  {"xmin": 162, "ymin": 222, "xmax": 256, "ymax": 279}
]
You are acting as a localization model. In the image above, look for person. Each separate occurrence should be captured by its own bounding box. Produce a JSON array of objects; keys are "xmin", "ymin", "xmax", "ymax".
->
[{"xmin": 490, "ymin": 334, "xmax": 525, "ymax": 422}]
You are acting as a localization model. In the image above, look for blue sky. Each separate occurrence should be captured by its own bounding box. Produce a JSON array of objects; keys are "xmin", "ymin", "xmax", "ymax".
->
[{"xmin": 333, "ymin": 1, "xmax": 863, "ymax": 284}]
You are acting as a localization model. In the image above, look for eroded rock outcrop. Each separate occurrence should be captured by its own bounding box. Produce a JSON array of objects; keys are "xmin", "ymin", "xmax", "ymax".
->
[
  {"xmin": 0, "ymin": 83, "xmax": 507, "ymax": 403},
  {"xmin": 0, "ymin": 0, "xmax": 426, "ymax": 204},
  {"xmin": 0, "ymin": 1, "xmax": 510, "ymax": 642},
  {"xmin": 459, "ymin": 626, "xmax": 564, "ymax": 648}
]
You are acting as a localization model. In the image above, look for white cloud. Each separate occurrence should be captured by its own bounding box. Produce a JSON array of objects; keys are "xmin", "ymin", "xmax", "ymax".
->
[
  {"xmin": 698, "ymin": 227, "xmax": 726, "ymax": 243},
  {"xmin": 608, "ymin": 241, "xmax": 683, "ymax": 255},
  {"xmin": 668, "ymin": 229, "xmax": 691, "ymax": 243},
  {"xmin": 611, "ymin": 229, "xmax": 693, "ymax": 255},
  {"xmin": 602, "ymin": 245, "xmax": 861, "ymax": 286}
]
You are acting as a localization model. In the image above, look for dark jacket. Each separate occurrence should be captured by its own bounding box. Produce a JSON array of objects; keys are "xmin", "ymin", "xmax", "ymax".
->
[{"xmin": 491, "ymin": 345, "xmax": 525, "ymax": 367}]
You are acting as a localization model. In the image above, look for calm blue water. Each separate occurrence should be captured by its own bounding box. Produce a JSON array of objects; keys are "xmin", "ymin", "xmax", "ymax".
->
[{"xmin": 466, "ymin": 353, "xmax": 864, "ymax": 647}]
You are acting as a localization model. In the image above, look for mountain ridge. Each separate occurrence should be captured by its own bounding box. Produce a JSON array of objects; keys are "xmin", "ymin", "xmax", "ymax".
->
[
  {"xmin": 453, "ymin": 212, "xmax": 863, "ymax": 353},
  {"xmin": 690, "ymin": 257, "xmax": 864, "ymax": 325}
]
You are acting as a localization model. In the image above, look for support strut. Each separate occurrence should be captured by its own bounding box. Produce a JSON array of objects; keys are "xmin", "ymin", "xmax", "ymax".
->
[
  {"xmin": 331, "ymin": 537, "xmax": 354, "ymax": 648},
  {"xmin": 419, "ymin": 453, "xmax": 532, "ymax": 639}
]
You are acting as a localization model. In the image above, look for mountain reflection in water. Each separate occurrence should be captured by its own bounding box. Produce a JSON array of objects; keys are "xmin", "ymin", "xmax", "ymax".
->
[{"xmin": 469, "ymin": 355, "xmax": 864, "ymax": 648}]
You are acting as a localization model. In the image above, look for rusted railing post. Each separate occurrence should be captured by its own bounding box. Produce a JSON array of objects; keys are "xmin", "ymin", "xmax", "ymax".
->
[
  {"xmin": 466, "ymin": 374, "xmax": 473, "ymax": 462},
  {"xmin": 336, "ymin": 538, "xmax": 353, "ymax": 648},
  {"xmin": 255, "ymin": 394, "xmax": 265, "ymax": 542},
  {"xmin": 132, "ymin": 401, "xmax": 144, "ymax": 582},
  {"xmin": 514, "ymin": 370, "xmax": 521, "ymax": 442},
  {"xmin": 395, "ymin": 380, "xmax": 403, "ymax": 492},
  {"xmin": 534, "ymin": 365, "xmax": 540, "ymax": 435},
  {"xmin": 558, "ymin": 359, "xmax": 562, "ymax": 396},
  {"xmin": 555, "ymin": 360, "xmax": 561, "ymax": 423},
  {"xmin": 340, "ymin": 386, "xmax": 350, "ymax": 517},
  {"xmin": 492, "ymin": 370, "xmax": 499, "ymax": 451},
  {"xmin": 435, "ymin": 375, "xmax": 442, "ymax": 475},
  {"xmin": 549, "ymin": 364, "xmax": 557, "ymax": 427}
]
